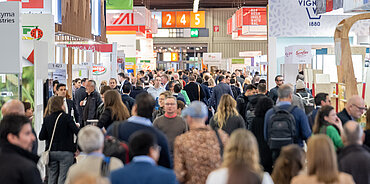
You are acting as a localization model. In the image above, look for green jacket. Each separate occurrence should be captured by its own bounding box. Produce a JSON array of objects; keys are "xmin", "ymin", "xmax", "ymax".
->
[
  {"xmin": 180, "ymin": 90, "xmax": 190, "ymax": 105},
  {"xmin": 320, "ymin": 125, "xmax": 344, "ymax": 150}
]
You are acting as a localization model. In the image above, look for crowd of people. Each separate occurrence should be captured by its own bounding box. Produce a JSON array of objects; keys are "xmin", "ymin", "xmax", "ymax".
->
[{"xmin": 1, "ymin": 68, "xmax": 370, "ymax": 184}]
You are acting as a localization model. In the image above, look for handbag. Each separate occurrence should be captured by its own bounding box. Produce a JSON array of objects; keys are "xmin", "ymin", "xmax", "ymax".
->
[{"xmin": 40, "ymin": 113, "xmax": 63, "ymax": 166}]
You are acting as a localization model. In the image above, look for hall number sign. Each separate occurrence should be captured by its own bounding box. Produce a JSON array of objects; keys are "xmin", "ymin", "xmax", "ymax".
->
[{"xmin": 162, "ymin": 11, "xmax": 205, "ymax": 28}]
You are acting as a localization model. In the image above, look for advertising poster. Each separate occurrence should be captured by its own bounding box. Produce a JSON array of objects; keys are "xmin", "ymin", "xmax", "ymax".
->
[{"xmin": 106, "ymin": 0, "xmax": 133, "ymax": 10}]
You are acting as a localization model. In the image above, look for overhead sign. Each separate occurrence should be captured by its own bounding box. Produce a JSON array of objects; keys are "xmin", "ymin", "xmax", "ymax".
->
[
  {"xmin": 66, "ymin": 44, "xmax": 113, "ymax": 52},
  {"xmin": 285, "ymin": 45, "xmax": 312, "ymax": 64},
  {"xmin": 203, "ymin": 53, "xmax": 222, "ymax": 62},
  {"xmin": 0, "ymin": 2, "xmax": 21, "ymax": 74},
  {"xmin": 92, "ymin": 65, "xmax": 106, "ymax": 75},
  {"xmin": 106, "ymin": 0, "xmax": 133, "ymax": 10},
  {"xmin": 48, "ymin": 63, "xmax": 66, "ymax": 70},
  {"xmin": 171, "ymin": 52, "xmax": 179, "ymax": 61},
  {"xmin": 161, "ymin": 11, "xmax": 205, "ymax": 28},
  {"xmin": 243, "ymin": 7, "xmax": 267, "ymax": 25},
  {"xmin": 231, "ymin": 58, "xmax": 245, "ymax": 64}
]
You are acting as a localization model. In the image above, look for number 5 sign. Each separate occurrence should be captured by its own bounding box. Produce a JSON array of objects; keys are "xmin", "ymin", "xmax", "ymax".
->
[{"xmin": 190, "ymin": 11, "xmax": 205, "ymax": 28}]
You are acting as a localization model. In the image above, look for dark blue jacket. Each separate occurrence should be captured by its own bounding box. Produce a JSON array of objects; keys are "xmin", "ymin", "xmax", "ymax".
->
[
  {"xmin": 337, "ymin": 108, "xmax": 353, "ymax": 126},
  {"xmin": 264, "ymin": 102, "xmax": 312, "ymax": 147},
  {"xmin": 268, "ymin": 86, "xmax": 279, "ymax": 104},
  {"xmin": 209, "ymin": 82, "xmax": 233, "ymax": 109},
  {"xmin": 110, "ymin": 160, "xmax": 178, "ymax": 184},
  {"xmin": 106, "ymin": 121, "xmax": 173, "ymax": 169}
]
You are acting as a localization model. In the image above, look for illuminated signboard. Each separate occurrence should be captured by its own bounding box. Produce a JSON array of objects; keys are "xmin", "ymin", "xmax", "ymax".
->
[{"xmin": 161, "ymin": 11, "xmax": 205, "ymax": 28}]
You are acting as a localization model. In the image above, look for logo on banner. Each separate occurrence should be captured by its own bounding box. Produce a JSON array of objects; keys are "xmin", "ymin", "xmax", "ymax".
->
[
  {"xmin": 112, "ymin": 13, "xmax": 134, "ymax": 25},
  {"xmin": 22, "ymin": 26, "xmax": 44, "ymax": 40},
  {"xmin": 298, "ymin": 0, "xmax": 321, "ymax": 26},
  {"xmin": 92, "ymin": 65, "xmax": 106, "ymax": 75},
  {"xmin": 296, "ymin": 49, "xmax": 309, "ymax": 57}
]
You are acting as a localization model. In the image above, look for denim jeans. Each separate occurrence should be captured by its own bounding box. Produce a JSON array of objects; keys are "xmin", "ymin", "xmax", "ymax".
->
[{"xmin": 48, "ymin": 151, "xmax": 74, "ymax": 184}]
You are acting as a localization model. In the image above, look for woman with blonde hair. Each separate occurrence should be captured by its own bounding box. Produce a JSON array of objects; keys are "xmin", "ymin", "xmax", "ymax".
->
[
  {"xmin": 291, "ymin": 135, "xmax": 355, "ymax": 184},
  {"xmin": 271, "ymin": 145, "xmax": 305, "ymax": 184},
  {"xmin": 209, "ymin": 94, "xmax": 245, "ymax": 135},
  {"xmin": 40, "ymin": 96, "xmax": 80, "ymax": 184},
  {"xmin": 97, "ymin": 90, "xmax": 130, "ymax": 129},
  {"xmin": 206, "ymin": 129, "xmax": 274, "ymax": 184}
]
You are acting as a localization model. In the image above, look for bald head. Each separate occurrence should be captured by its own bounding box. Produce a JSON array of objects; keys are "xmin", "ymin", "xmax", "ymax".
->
[
  {"xmin": 346, "ymin": 95, "xmax": 366, "ymax": 119},
  {"xmin": 1, "ymin": 100, "xmax": 25, "ymax": 116},
  {"xmin": 343, "ymin": 121, "xmax": 363, "ymax": 145}
]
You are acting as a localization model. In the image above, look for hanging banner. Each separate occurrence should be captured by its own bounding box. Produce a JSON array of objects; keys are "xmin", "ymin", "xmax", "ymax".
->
[
  {"xmin": 7, "ymin": 0, "xmax": 52, "ymax": 14},
  {"xmin": 106, "ymin": 0, "xmax": 133, "ymax": 10},
  {"xmin": 0, "ymin": 2, "xmax": 21, "ymax": 74},
  {"xmin": 66, "ymin": 44, "xmax": 113, "ymax": 52},
  {"xmin": 243, "ymin": 7, "xmax": 267, "ymax": 25},
  {"xmin": 285, "ymin": 45, "xmax": 312, "ymax": 64}
]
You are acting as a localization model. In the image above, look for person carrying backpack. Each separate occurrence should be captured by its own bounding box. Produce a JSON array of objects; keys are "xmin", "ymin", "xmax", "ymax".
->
[
  {"xmin": 295, "ymin": 79, "xmax": 314, "ymax": 114},
  {"xmin": 264, "ymin": 84, "xmax": 311, "ymax": 162},
  {"xmin": 244, "ymin": 83, "xmax": 267, "ymax": 129}
]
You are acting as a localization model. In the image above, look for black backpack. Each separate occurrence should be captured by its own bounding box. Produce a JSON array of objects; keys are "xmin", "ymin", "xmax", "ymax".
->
[
  {"xmin": 267, "ymin": 106, "xmax": 297, "ymax": 150},
  {"xmin": 245, "ymin": 106, "xmax": 256, "ymax": 130},
  {"xmin": 103, "ymin": 121, "xmax": 130, "ymax": 164}
]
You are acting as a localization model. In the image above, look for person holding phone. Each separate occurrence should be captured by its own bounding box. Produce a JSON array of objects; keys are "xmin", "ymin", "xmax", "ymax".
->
[{"xmin": 312, "ymin": 105, "xmax": 344, "ymax": 151}]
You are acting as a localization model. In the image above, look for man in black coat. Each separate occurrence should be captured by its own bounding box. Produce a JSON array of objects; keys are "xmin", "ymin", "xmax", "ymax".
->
[
  {"xmin": 337, "ymin": 95, "xmax": 366, "ymax": 125},
  {"xmin": 81, "ymin": 80, "xmax": 103, "ymax": 126},
  {"xmin": 338, "ymin": 121, "xmax": 370, "ymax": 184},
  {"xmin": 74, "ymin": 78, "xmax": 88, "ymax": 123},
  {"xmin": 236, "ymin": 84, "xmax": 257, "ymax": 122},
  {"xmin": 55, "ymin": 83, "xmax": 79, "ymax": 123},
  {"xmin": 121, "ymin": 83, "xmax": 135, "ymax": 113},
  {"xmin": 268, "ymin": 75, "xmax": 284, "ymax": 104},
  {"xmin": 209, "ymin": 75, "xmax": 233, "ymax": 109},
  {"xmin": 130, "ymin": 80, "xmax": 147, "ymax": 99},
  {"xmin": 0, "ymin": 115, "xmax": 42, "ymax": 184},
  {"xmin": 184, "ymin": 75, "xmax": 205, "ymax": 102}
]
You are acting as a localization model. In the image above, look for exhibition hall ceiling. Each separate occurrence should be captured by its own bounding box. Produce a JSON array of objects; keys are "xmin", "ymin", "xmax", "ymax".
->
[{"xmin": 134, "ymin": 0, "xmax": 268, "ymax": 9}]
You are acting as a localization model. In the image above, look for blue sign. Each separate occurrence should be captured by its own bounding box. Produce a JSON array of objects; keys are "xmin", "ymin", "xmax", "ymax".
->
[{"xmin": 316, "ymin": 48, "xmax": 328, "ymax": 55}]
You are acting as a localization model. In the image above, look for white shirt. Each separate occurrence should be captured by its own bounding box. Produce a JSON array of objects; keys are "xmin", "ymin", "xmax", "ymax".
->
[
  {"xmin": 206, "ymin": 168, "xmax": 274, "ymax": 184},
  {"xmin": 64, "ymin": 97, "xmax": 68, "ymax": 114},
  {"xmin": 147, "ymin": 86, "xmax": 165, "ymax": 99}
]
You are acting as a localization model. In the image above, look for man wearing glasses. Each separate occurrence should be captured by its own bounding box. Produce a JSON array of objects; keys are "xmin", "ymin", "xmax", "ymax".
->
[
  {"xmin": 268, "ymin": 75, "xmax": 284, "ymax": 104},
  {"xmin": 338, "ymin": 95, "xmax": 366, "ymax": 125}
]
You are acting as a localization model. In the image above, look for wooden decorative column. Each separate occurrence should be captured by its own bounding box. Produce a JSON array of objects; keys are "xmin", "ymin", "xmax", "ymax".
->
[
  {"xmin": 67, "ymin": 48, "xmax": 73, "ymax": 98},
  {"xmin": 334, "ymin": 13, "xmax": 370, "ymax": 98}
]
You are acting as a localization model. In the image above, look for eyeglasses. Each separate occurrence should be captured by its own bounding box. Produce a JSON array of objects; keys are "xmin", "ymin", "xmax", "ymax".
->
[
  {"xmin": 165, "ymin": 103, "xmax": 176, "ymax": 106},
  {"xmin": 353, "ymin": 104, "xmax": 367, "ymax": 111}
]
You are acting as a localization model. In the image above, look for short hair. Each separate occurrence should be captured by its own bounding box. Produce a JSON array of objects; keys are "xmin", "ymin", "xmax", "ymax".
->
[
  {"xmin": 275, "ymin": 75, "xmax": 283, "ymax": 81},
  {"xmin": 81, "ymin": 78, "xmax": 88, "ymax": 83},
  {"xmin": 53, "ymin": 80, "xmax": 59, "ymax": 86},
  {"xmin": 314, "ymin": 93, "xmax": 329, "ymax": 106},
  {"xmin": 177, "ymin": 100, "xmax": 185, "ymax": 110},
  {"xmin": 109, "ymin": 78, "xmax": 117, "ymax": 83},
  {"xmin": 174, "ymin": 83, "xmax": 182, "ymax": 93},
  {"xmin": 278, "ymin": 84, "xmax": 293, "ymax": 99},
  {"xmin": 257, "ymin": 83, "xmax": 267, "ymax": 93},
  {"xmin": 88, "ymin": 80, "xmax": 96, "ymax": 87},
  {"xmin": 136, "ymin": 80, "xmax": 143, "ymax": 87},
  {"xmin": 129, "ymin": 130, "xmax": 157, "ymax": 157},
  {"xmin": 343, "ymin": 121, "xmax": 363, "ymax": 145},
  {"xmin": 0, "ymin": 115, "xmax": 30, "ymax": 143},
  {"xmin": 135, "ymin": 93, "xmax": 156, "ymax": 119},
  {"xmin": 77, "ymin": 125, "xmax": 104, "ymax": 153},
  {"xmin": 244, "ymin": 84, "xmax": 257, "ymax": 92},
  {"xmin": 56, "ymin": 83, "xmax": 66, "ymax": 91},
  {"xmin": 196, "ymin": 77, "xmax": 203, "ymax": 84},
  {"xmin": 230, "ymin": 78, "xmax": 236, "ymax": 84},
  {"xmin": 189, "ymin": 75, "xmax": 196, "ymax": 81},
  {"xmin": 161, "ymin": 74, "xmax": 169, "ymax": 80},
  {"xmin": 218, "ymin": 75, "xmax": 225, "ymax": 82},
  {"xmin": 165, "ymin": 96, "xmax": 177, "ymax": 103},
  {"xmin": 100, "ymin": 86, "xmax": 111, "ymax": 95},
  {"xmin": 160, "ymin": 91, "xmax": 172, "ymax": 98},
  {"xmin": 75, "ymin": 78, "xmax": 81, "ymax": 82},
  {"xmin": 118, "ymin": 72, "xmax": 125, "ymax": 78},
  {"xmin": 122, "ymin": 83, "xmax": 132, "ymax": 93},
  {"xmin": 259, "ymin": 79, "xmax": 266, "ymax": 84},
  {"xmin": 22, "ymin": 101, "xmax": 31, "ymax": 112}
]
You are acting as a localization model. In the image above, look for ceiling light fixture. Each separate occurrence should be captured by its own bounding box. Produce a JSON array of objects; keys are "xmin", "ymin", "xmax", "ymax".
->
[{"xmin": 193, "ymin": 0, "xmax": 199, "ymax": 13}]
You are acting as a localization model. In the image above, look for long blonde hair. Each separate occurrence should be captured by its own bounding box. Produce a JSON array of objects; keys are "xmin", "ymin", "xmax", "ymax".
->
[
  {"xmin": 223, "ymin": 129, "xmax": 262, "ymax": 174},
  {"xmin": 307, "ymin": 135, "xmax": 339, "ymax": 183},
  {"xmin": 214, "ymin": 94, "xmax": 239, "ymax": 129},
  {"xmin": 103, "ymin": 90, "xmax": 130, "ymax": 121},
  {"xmin": 44, "ymin": 96, "xmax": 64, "ymax": 117}
]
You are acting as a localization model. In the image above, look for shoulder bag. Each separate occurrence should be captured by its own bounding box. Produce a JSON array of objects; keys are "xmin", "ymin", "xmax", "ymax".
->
[{"xmin": 40, "ymin": 113, "xmax": 63, "ymax": 166}]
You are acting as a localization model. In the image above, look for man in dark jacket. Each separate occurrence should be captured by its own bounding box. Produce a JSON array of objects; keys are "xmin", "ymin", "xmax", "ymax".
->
[
  {"xmin": 307, "ymin": 93, "xmax": 331, "ymax": 129},
  {"xmin": 209, "ymin": 75, "xmax": 233, "ymax": 109},
  {"xmin": 81, "ymin": 80, "xmax": 103, "ymax": 126},
  {"xmin": 184, "ymin": 75, "xmax": 205, "ymax": 102},
  {"xmin": 56, "ymin": 83, "xmax": 79, "ymax": 123},
  {"xmin": 236, "ymin": 84, "xmax": 257, "ymax": 122},
  {"xmin": 244, "ymin": 84, "xmax": 266, "ymax": 128},
  {"xmin": 0, "ymin": 115, "xmax": 42, "ymax": 184},
  {"xmin": 121, "ymin": 83, "xmax": 135, "ymax": 113},
  {"xmin": 338, "ymin": 121, "xmax": 370, "ymax": 184},
  {"xmin": 107, "ymin": 93, "xmax": 172, "ymax": 169},
  {"xmin": 337, "ymin": 95, "xmax": 366, "ymax": 125},
  {"xmin": 268, "ymin": 75, "xmax": 284, "ymax": 104},
  {"xmin": 130, "ymin": 80, "xmax": 147, "ymax": 99},
  {"xmin": 74, "ymin": 78, "xmax": 88, "ymax": 123}
]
